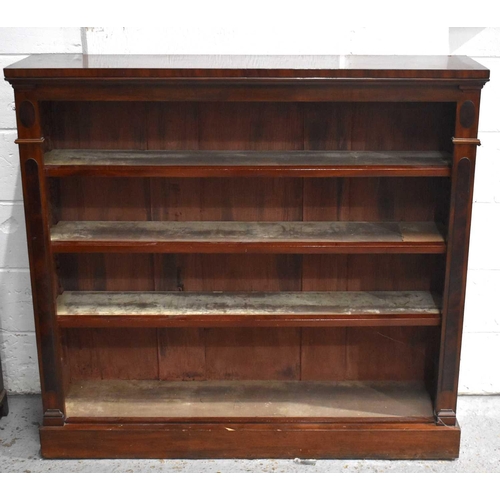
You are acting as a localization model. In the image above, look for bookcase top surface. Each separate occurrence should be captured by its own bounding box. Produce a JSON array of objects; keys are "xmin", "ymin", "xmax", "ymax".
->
[{"xmin": 4, "ymin": 54, "xmax": 489, "ymax": 81}]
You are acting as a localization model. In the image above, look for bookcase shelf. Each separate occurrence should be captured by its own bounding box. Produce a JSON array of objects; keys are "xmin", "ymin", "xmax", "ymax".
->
[
  {"xmin": 44, "ymin": 149, "xmax": 452, "ymax": 177},
  {"xmin": 5, "ymin": 54, "xmax": 488, "ymax": 459},
  {"xmin": 50, "ymin": 220, "xmax": 446, "ymax": 254},
  {"xmin": 65, "ymin": 380, "xmax": 434, "ymax": 423},
  {"xmin": 56, "ymin": 290, "xmax": 442, "ymax": 328}
]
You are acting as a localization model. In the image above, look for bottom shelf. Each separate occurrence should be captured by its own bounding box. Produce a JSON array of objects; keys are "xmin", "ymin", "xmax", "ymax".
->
[
  {"xmin": 48, "ymin": 380, "xmax": 457, "ymax": 459},
  {"xmin": 65, "ymin": 380, "xmax": 434, "ymax": 422}
]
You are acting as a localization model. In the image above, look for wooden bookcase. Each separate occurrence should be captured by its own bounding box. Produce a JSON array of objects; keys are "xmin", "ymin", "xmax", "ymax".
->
[{"xmin": 4, "ymin": 55, "xmax": 489, "ymax": 459}]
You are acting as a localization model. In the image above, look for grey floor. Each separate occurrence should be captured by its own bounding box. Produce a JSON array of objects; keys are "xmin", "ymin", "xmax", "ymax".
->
[{"xmin": 0, "ymin": 395, "xmax": 499, "ymax": 472}]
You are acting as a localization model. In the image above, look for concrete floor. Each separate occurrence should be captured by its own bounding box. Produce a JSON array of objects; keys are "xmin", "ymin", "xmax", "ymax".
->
[{"xmin": 0, "ymin": 395, "xmax": 499, "ymax": 472}]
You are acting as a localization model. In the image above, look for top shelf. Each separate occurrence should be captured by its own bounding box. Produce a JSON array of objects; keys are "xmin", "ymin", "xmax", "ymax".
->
[
  {"xmin": 44, "ymin": 150, "xmax": 452, "ymax": 178},
  {"xmin": 4, "ymin": 54, "xmax": 490, "ymax": 81}
]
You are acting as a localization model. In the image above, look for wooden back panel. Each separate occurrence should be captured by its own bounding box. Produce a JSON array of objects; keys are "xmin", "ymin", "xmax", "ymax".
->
[
  {"xmin": 43, "ymin": 101, "xmax": 455, "ymax": 152},
  {"xmin": 47, "ymin": 100, "xmax": 452, "ymax": 387}
]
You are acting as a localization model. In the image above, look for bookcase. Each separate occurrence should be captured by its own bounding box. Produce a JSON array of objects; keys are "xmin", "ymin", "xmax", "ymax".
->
[{"xmin": 4, "ymin": 55, "xmax": 489, "ymax": 459}]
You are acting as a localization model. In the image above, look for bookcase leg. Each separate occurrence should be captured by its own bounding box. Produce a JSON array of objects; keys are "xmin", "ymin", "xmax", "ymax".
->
[
  {"xmin": 14, "ymin": 91, "xmax": 66, "ymax": 425},
  {"xmin": 436, "ymin": 409, "xmax": 457, "ymax": 426},
  {"xmin": 435, "ymin": 90, "xmax": 482, "ymax": 425},
  {"xmin": 0, "ymin": 392, "xmax": 8, "ymax": 417}
]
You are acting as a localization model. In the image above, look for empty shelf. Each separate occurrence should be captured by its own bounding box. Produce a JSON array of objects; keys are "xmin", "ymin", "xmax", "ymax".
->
[
  {"xmin": 44, "ymin": 150, "xmax": 452, "ymax": 177},
  {"xmin": 50, "ymin": 221, "xmax": 446, "ymax": 254},
  {"xmin": 56, "ymin": 290, "xmax": 442, "ymax": 327},
  {"xmin": 65, "ymin": 380, "xmax": 434, "ymax": 423}
]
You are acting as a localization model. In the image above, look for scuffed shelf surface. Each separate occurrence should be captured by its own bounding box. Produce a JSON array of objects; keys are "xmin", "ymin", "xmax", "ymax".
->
[
  {"xmin": 65, "ymin": 380, "xmax": 434, "ymax": 421},
  {"xmin": 50, "ymin": 220, "xmax": 446, "ymax": 253},
  {"xmin": 56, "ymin": 290, "xmax": 442, "ymax": 327},
  {"xmin": 44, "ymin": 150, "xmax": 452, "ymax": 177}
]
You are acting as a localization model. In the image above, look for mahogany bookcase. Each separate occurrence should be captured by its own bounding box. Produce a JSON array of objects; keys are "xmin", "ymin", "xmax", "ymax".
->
[{"xmin": 3, "ymin": 55, "xmax": 489, "ymax": 459}]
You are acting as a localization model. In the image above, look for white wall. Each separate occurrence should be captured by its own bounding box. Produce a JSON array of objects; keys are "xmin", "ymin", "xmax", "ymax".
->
[
  {"xmin": 0, "ymin": 28, "xmax": 82, "ymax": 392},
  {"xmin": 0, "ymin": 27, "xmax": 498, "ymax": 394}
]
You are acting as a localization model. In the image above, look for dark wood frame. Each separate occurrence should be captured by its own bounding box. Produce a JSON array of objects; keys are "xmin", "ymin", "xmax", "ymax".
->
[{"xmin": 4, "ymin": 55, "xmax": 489, "ymax": 459}]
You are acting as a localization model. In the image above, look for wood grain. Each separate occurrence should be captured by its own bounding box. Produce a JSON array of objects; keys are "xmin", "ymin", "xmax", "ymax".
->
[
  {"xmin": 436, "ymin": 90, "xmax": 482, "ymax": 424},
  {"xmin": 5, "ymin": 54, "xmax": 490, "ymax": 80},
  {"xmin": 205, "ymin": 328, "xmax": 300, "ymax": 380},
  {"xmin": 346, "ymin": 327, "xmax": 440, "ymax": 381},
  {"xmin": 63, "ymin": 329, "xmax": 158, "ymax": 381},
  {"xmin": 154, "ymin": 254, "xmax": 302, "ymax": 292},
  {"xmin": 301, "ymin": 328, "xmax": 347, "ymax": 380},
  {"xmin": 157, "ymin": 328, "xmax": 206, "ymax": 381},
  {"xmin": 39, "ymin": 422, "xmax": 461, "ymax": 459}
]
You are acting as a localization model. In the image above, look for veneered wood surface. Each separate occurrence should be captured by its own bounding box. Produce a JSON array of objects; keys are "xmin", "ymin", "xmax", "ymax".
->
[
  {"xmin": 4, "ymin": 54, "xmax": 489, "ymax": 80},
  {"xmin": 15, "ymin": 92, "xmax": 66, "ymax": 424},
  {"xmin": 64, "ymin": 380, "xmax": 433, "ymax": 421},
  {"xmin": 39, "ymin": 422, "xmax": 461, "ymax": 459},
  {"xmin": 26, "ymin": 84, "xmax": 471, "ymax": 103},
  {"xmin": 436, "ymin": 90, "xmax": 482, "ymax": 423}
]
